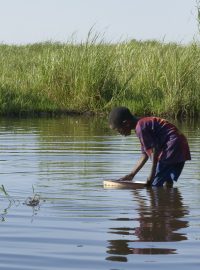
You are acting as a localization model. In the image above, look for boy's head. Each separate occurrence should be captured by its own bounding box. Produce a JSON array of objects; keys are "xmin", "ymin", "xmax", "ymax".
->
[{"xmin": 109, "ymin": 107, "xmax": 137, "ymax": 136}]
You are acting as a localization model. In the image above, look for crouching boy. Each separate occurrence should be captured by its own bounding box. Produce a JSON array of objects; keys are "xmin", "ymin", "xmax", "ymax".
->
[{"xmin": 109, "ymin": 107, "xmax": 191, "ymax": 187}]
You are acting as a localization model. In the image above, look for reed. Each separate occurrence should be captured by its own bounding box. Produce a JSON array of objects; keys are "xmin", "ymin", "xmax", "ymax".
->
[{"xmin": 0, "ymin": 36, "xmax": 200, "ymax": 118}]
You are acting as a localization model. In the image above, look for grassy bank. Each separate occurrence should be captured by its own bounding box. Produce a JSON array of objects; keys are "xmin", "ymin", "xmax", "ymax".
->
[{"xmin": 0, "ymin": 37, "xmax": 200, "ymax": 118}]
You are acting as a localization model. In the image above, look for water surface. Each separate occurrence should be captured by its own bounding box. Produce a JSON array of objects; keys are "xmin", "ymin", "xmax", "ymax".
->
[{"xmin": 0, "ymin": 117, "xmax": 199, "ymax": 270}]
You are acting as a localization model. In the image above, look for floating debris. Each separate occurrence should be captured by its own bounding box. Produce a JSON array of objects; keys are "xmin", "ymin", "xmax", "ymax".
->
[{"xmin": 25, "ymin": 194, "xmax": 40, "ymax": 207}]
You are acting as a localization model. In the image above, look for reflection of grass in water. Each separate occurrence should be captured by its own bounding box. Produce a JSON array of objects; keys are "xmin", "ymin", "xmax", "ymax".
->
[{"xmin": 0, "ymin": 30, "xmax": 200, "ymax": 118}]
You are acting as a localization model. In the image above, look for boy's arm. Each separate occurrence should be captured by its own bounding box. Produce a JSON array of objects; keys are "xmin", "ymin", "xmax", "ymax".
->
[
  {"xmin": 146, "ymin": 147, "xmax": 159, "ymax": 186},
  {"xmin": 119, "ymin": 153, "xmax": 149, "ymax": 181}
]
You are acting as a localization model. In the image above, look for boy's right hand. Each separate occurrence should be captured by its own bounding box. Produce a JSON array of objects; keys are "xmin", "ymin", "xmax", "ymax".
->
[{"xmin": 118, "ymin": 173, "xmax": 134, "ymax": 181}]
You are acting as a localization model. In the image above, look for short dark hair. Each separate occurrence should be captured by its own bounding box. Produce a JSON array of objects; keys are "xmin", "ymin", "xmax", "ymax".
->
[{"xmin": 109, "ymin": 107, "xmax": 133, "ymax": 128}]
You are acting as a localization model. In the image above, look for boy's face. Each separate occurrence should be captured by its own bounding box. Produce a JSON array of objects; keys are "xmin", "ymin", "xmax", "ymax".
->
[{"xmin": 112, "ymin": 120, "xmax": 132, "ymax": 136}]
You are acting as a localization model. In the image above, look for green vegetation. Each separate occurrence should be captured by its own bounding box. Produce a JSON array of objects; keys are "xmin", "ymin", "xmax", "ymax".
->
[{"xmin": 0, "ymin": 35, "xmax": 200, "ymax": 118}]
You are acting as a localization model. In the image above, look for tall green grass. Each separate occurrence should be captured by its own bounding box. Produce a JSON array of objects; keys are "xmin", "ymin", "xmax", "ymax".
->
[{"xmin": 0, "ymin": 35, "xmax": 200, "ymax": 118}]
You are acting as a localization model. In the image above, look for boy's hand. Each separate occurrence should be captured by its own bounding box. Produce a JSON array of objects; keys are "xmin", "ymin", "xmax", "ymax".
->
[
  {"xmin": 146, "ymin": 179, "xmax": 152, "ymax": 186},
  {"xmin": 146, "ymin": 176, "xmax": 153, "ymax": 186},
  {"xmin": 118, "ymin": 173, "xmax": 134, "ymax": 181}
]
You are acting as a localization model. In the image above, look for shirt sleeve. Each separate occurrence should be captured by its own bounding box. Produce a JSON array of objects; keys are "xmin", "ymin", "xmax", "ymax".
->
[{"xmin": 136, "ymin": 123, "xmax": 155, "ymax": 156}]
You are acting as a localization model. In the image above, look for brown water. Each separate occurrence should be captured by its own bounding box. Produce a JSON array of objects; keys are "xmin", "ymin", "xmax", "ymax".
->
[{"xmin": 0, "ymin": 117, "xmax": 199, "ymax": 270}]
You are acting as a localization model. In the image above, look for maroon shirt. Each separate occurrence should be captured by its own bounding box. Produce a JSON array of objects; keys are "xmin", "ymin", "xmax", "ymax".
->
[{"xmin": 135, "ymin": 117, "xmax": 191, "ymax": 164}]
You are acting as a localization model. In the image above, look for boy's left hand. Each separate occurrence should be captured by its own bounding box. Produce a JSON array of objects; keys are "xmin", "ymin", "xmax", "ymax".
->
[
  {"xmin": 146, "ymin": 179, "xmax": 152, "ymax": 186},
  {"xmin": 146, "ymin": 176, "xmax": 154, "ymax": 186}
]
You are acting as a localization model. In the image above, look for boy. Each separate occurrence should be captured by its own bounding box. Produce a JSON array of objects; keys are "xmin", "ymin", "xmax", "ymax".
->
[{"xmin": 109, "ymin": 107, "xmax": 191, "ymax": 187}]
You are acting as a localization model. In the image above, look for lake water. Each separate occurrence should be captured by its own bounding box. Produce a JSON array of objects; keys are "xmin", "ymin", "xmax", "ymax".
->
[{"xmin": 0, "ymin": 116, "xmax": 199, "ymax": 270}]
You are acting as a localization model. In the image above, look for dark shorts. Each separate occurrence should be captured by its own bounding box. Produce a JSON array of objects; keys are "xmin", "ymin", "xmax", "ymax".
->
[{"xmin": 151, "ymin": 161, "xmax": 185, "ymax": 187}]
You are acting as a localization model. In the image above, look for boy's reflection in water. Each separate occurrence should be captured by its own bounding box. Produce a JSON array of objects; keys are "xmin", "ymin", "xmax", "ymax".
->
[{"xmin": 106, "ymin": 187, "xmax": 189, "ymax": 262}]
